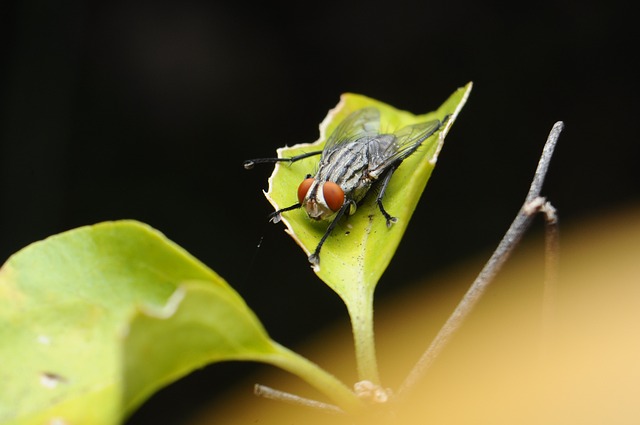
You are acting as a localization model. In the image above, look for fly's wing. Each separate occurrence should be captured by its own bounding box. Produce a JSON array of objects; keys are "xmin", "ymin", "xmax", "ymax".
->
[
  {"xmin": 322, "ymin": 107, "xmax": 381, "ymax": 158},
  {"xmin": 368, "ymin": 119, "xmax": 442, "ymax": 176}
]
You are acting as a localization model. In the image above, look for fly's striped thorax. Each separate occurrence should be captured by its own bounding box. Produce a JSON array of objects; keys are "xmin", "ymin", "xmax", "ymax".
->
[{"xmin": 316, "ymin": 138, "xmax": 375, "ymax": 203}]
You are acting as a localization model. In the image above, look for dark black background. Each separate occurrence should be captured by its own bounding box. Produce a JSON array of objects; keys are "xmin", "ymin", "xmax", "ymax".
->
[{"xmin": 2, "ymin": 1, "xmax": 637, "ymax": 423}]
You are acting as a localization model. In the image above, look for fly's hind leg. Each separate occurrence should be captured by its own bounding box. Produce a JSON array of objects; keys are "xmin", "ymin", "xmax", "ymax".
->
[{"xmin": 375, "ymin": 163, "xmax": 401, "ymax": 228}]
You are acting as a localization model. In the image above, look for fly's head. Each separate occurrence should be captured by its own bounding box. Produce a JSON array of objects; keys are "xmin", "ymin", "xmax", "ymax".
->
[{"xmin": 297, "ymin": 176, "xmax": 345, "ymax": 221}]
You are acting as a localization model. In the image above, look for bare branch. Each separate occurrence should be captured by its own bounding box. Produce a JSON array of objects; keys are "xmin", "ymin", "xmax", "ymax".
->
[
  {"xmin": 540, "ymin": 201, "xmax": 559, "ymax": 359},
  {"xmin": 397, "ymin": 121, "xmax": 564, "ymax": 397},
  {"xmin": 254, "ymin": 384, "xmax": 344, "ymax": 414}
]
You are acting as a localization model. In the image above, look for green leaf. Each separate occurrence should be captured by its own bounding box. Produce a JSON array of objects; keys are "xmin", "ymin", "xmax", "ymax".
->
[
  {"xmin": 123, "ymin": 281, "xmax": 363, "ymax": 415},
  {"xmin": 264, "ymin": 83, "xmax": 472, "ymax": 381},
  {"xmin": 121, "ymin": 281, "xmax": 275, "ymax": 414},
  {"xmin": 0, "ymin": 221, "xmax": 216, "ymax": 424},
  {"xmin": 266, "ymin": 84, "xmax": 472, "ymax": 292},
  {"xmin": 0, "ymin": 221, "xmax": 361, "ymax": 424}
]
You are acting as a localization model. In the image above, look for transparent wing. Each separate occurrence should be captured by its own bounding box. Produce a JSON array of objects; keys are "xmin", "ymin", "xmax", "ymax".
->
[
  {"xmin": 323, "ymin": 107, "xmax": 381, "ymax": 155},
  {"xmin": 370, "ymin": 119, "xmax": 442, "ymax": 175}
]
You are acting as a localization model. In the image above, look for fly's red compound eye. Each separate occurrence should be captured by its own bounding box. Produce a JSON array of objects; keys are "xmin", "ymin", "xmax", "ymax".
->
[
  {"xmin": 297, "ymin": 177, "xmax": 315, "ymax": 204},
  {"xmin": 323, "ymin": 181, "xmax": 345, "ymax": 212}
]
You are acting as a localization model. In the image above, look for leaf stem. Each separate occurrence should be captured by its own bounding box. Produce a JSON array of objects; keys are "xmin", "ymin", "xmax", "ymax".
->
[
  {"xmin": 345, "ymin": 284, "xmax": 380, "ymax": 384},
  {"xmin": 261, "ymin": 342, "xmax": 365, "ymax": 413}
]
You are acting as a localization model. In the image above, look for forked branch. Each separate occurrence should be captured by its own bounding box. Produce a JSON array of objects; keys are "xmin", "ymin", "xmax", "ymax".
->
[
  {"xmin": 254, "ymin": 384, "xmax": 344, "ymax": 413},
  {"xmin": 397, "ymin": 121, "xmax": 564, "ymax": 397}
]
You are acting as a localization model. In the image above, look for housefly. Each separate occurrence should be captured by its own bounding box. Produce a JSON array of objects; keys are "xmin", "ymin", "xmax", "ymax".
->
[{"xmin": 244, "ymin": 107, "xmax": 445, "ymax": 266}]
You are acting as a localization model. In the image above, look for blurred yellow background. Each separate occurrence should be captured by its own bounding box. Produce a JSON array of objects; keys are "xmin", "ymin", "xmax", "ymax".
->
[{"xmin": 190, "ymin": 204, "xmax": 640, "ymax": 424}]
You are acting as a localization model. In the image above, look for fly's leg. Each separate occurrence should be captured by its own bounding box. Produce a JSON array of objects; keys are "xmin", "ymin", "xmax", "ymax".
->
[
  {"xmin": 375, "ymin": 162, "xmax": 401, "ymax": 228},
  {"xmin": 268, "ymin": 203, "xmax": 301, "ymax": 224},
  {"xmin": 245, "ymin": 151, "xmax": 321, "ymax": 222},
  {"xmin": 243, "ymin": 150, "xmax": 323, "ymax": 169},
  {"xmin": 308, "ymin": 200, "xmax": 354, "ymax": 266}
]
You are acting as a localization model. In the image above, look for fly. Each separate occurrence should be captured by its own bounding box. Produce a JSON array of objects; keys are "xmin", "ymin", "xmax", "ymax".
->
[{"xmin": 244, "ymin": 107, "xmax": 446, "ymax": 266}]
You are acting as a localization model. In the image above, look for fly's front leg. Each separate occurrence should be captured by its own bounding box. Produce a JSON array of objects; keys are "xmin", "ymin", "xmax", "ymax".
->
[
  {"xmin": 243, "ymin": 150, "xmax": 323, "ymax": 169},
  {"xmin": 268, "ymin": 203, "xmax": 301, "ymax": 224},
  {"xmin": 375, "ymin": 162, "xmax": 401, "ymax": 227},
  {"xmin": 244, "ymin": 151, "xmax": 321, "ymax": 222},
  {"xmin": 308, "ymin": 200, "xmax": 354, "ymax": 266}
]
